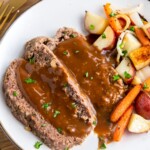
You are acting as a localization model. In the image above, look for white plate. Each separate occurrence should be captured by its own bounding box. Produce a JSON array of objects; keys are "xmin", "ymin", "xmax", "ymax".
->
[{"xmin": 0, "ymin": 0, "xmax": 150, "ymax": 149}]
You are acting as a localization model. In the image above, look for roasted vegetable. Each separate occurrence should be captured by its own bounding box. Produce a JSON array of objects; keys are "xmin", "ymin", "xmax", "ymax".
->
[
  {"xmin": 142, "ymin": 23, "xmax": 150, "ymax": 39},
  {"xmin": 116, "ymin": 57, "xmax": 135, "ymax": 83},
  {"xmin": 129, "ymin": 46, "xmax": 150, "ymax": 70},
  {"xmin": 93, "ymin": 26, "xmax": 116, "ymax": 50},
  {"xmin": 128, "ymin": 113, "xmax": 150, "ymax": 133},
  {"xmin": 132, "ymin": 66, "xmax": 150, "ymax": 85},
  {"xmin": 84, "ymin": 11, "xmax": 108, "ymax": 34},
  {"xmin": 135, "ymin": 92, "xmax": 150, "ymax": 119}
]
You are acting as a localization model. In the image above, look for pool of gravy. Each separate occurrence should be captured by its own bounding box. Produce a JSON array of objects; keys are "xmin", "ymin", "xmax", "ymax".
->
[
  {"xmin": 16, "ymin": 60, "xmax": 92, "ymax": 137},
  {"xmin": 54, "ymin": 36, "xmax": 124, "ymax": 141}
]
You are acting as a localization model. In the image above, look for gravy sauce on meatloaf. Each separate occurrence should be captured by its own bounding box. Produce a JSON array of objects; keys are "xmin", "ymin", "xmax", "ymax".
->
[
  {"xmin": 54, "ymin": 36, "xmax": 125, "ymax": 141},
  {"xmin": 16, "ymin": 59, "xmax": 92, "ymax": 137}
]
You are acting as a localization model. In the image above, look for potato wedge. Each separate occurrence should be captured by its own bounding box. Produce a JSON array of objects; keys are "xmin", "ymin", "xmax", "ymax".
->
[
  {"xmin": 116, "ymin": 57, "xmax": 135, "ymax": 84},
  {"xmin": 84, "ymin": 11, "xmax": 108, "ymax": 34},
  {"xmin": 128, "ymin": 113, "xmax": 150, "ymax": 133},
  {"xmin": 132, "ymin": 65, "xmax": 150, "ymax": 85},
  {"xmin": 129, "ymin": 46, "xmax": 150, "ymax": 70},
  {"xmin": 123, "ymin": 32, "xmax": 142, "ymax": 54}
]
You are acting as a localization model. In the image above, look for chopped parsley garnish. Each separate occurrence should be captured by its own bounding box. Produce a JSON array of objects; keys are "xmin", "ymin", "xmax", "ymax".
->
[
  {"xmin": 143, "ymin": 83, "xmax": 149, "ymax": 90},
  {"xmin": 29, "ymin": 57, "xmax": 35, "ymax": 64},
  {"xmin": 13, "ymin": 91, "xmax": 17, "ymax": 96},
  {"xmin": 53, "ymin": 110, "xmax": 60, "ymax": 118},
  {"xmin": 130, "ymin": 26, "xmax": 135, "ymax": 32},
  {"xmin": 70, "ymin": 34, "xmax": 77, "ymax": 38},
  {"xmin": 89, "ymin": 24, "xmax": 95, "ymax": 30},
  {"xmin": 124, "ymin": 71, "xmax": 132, "ymax": 79},
  {"xmin": 63, "ymin": 51, "xmax": 68, "ymax": 55},
  {"xmin": 102, "ymin": 33, "xmax": 106, "ymax": 39},
  {"xmin": 100, "ymin": 143, "xmax": 107, "ymax": 149},
  {"xmin": 74, "ymin": 50, "xmax": 80, "ymax": 54},
  {"xmin": 42, "ymin": 103, "xmax": 51, "ymax": 110},
  {"xmin": 113, "ymin": 75, "xmax": 120, "ymax": 81},
  {"xmin": 57, "ymin": 127, "xmax": 62, "ymax": 134},
  {"xmin": 85, "ymin": 72, "xmax": 89, "ymax": 78},
  {"xmin": 63, "ymin": 83, "xmax": 68, "ymax": 88},
  {"xmin": 41, "ymin": 124, "xmax": 46, "ymax": 127},
  {"xmin": 24, "ymin": 78, "xmax": 36, "ymax": 84},
  {"xmin": 122, "ymin": 50, "xmax": 128, "ymax": 57},
  {"xmin": 90, "ymin": 76, "xmax": 94, "ymax": 80},
  {"xmin": 109, "ymin": 12, "xmax": 116, "ymax": 17},
  {"xmin": 71, "ymin": 102, "xmax": 77, "ymax": 108},
  {"xmin": 34, "ymin": 141, "xmax": 42, "ymax": 149},
  {"xmin": 64, "ymin": 147, "xmax": 69, "ymax": 150},
  {"xmin": 119, "ymin": 42, "xmax": 124, "ymax": 49},
  {"xmin": 93, "ymin": 121, "xmax": 97, "ymax": 126}
]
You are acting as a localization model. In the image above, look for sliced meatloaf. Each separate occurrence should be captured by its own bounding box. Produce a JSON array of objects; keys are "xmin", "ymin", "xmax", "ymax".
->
[{"xmin": 3, "ymin": 34, "xmax": 96, "ymax": 150}]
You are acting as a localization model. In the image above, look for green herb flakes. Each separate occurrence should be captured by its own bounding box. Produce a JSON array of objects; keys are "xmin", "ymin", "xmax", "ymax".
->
[
  {"xmin": 57, "ymin": 127, "xmax": 62, "ymax": 134},
  {"xmin": 24, "ymin": 78, "xmax": 36, "ymax": 84},
  {"xmin": 41, "ymin": 124, "xmax": 46, "ymax": 127},
  {"xmin": 124, "ymin": 71, "xmax": 132, "ymax": 79},
  {"xmin": 13, "ymin": 91, "xmax": 17, "ymax": 96},
  {"xmin": 113, "ymin": 75, "xmax": 120, "ymax": 81},
  {"xmin": 63, "ymin": 83, "xmax": 68, "ymax": 88},
  {"xmin": 93, "ymin": 121, "xmax": 97, "ymax": 126},
  {"xmin": 71, "ymin": 102, "xmax": 77, "ymax": 108},
  {"xmin": 64, "ymin": 147, "xmax": 69, "ymax": 150},
  {"xmin": 85, "ymin": 72, "xmax": 89, "ymax": 78},
  {"xmin": 102, "ymin": 33, "xmax": 106, "ymax": 39},
  {"xmin": 34, "ymin": 141, "xmax": 42, "ymax": 149},
  {"xmin": 63, "ymin": 51, "xmax": 68, "ymax": 55},
  {"xmin": 119, "ymin": 42, "xmax": 124, "ymax": 49},
  {"xmin": 130, "ymin": 26, "xmax": 135, "ymax": 32},
  {"xmin": 29, "ymin": 57, "xmax": 35, "ymax": 64},
  {"xmin": 100, "ymin": 143, "xmax": 107, "ymax": 149},
  {"xmin": 90, "ymin": 77, "xmax": 94, "ymax": 80},
  {"xmin": 53, "ymin": 110, "xmax": 60, "ymax": 118},
  {"xmin": 143, "ymin": 83, "xmax": 149, "ymax": 90},
  {"xmin": 89, "ymin": 24, "xmax": 95, "ymax": 30},
  {"xmin": 42, "ymin": 103, "xmax": 51, "ymax": 110},
  {"xmin": 70, "ymin": 34, "xmax": 77, "ymax": 38},
  {"xmin": 109, "ymin": 12, "xmax": 116, "ymax": 17},
  {"xmin": 74, "ymin": 50, "xmax": 80, "ymax": 54},
  {"xmin": 122, "ymin": 50, "xmax": 128, "ymax": 57}
]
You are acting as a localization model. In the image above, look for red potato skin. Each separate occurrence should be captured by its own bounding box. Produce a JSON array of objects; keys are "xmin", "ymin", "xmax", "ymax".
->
[
  {"xmin": 103, "ymin": 27, "xmax": 117, "ymax": 51},
  {"xmin": 135, "ymin": 92, "xmax": 150, "ymax": 119},
  {"xmin": 147, "ymin": 27, "xmax": 150, "ymax": 34}
]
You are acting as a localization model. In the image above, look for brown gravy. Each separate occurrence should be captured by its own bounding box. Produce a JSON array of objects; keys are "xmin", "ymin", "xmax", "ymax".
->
[
  {"xmin": 16, "ymin": 60, "xmax": 92, "ymax": 137},
  {"xmin": 54, "ymin": 36, "xmax": 124, "ymax": 141}
]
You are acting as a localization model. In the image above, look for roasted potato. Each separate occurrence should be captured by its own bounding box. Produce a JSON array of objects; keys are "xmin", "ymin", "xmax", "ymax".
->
[
  {"xmin": 135, "ymin": 91, "xmax": 150, "ymax": 119},
  {"xmin": 129, "ymin": 46, "xmax": 150, "ymax": 70}
]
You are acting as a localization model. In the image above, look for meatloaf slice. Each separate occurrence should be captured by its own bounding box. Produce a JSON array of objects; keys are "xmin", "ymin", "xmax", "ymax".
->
[{"xmin": 3, "ymin": 39, "xmax": 96, "ymax": 149}]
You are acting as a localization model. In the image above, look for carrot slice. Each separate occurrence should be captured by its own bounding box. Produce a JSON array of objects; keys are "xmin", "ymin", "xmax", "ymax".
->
[
  {"xmin": 135, "ymin": 28, "xmax": 150, "ymax": 46},
  {"xmin": 104, "ymin": 3, "xmax": 123, "ymax": 34},
  {"xmin": 143, "ymin": 77, "xmax": 150, "ymax": 92},
  {"xmin": 110, "ymin": 85, "xmax": 141, "ymax": 122},
  {"xmin": 103, "ymin": 3, "xmax": 112, "ymax": 18},
  {"xmin": 109, "ymin": 17, "xmax": 122, "ymax": 34},
  {"xmin": 113, "ymin": 105, "xmax": 133, "ymax": 141}
]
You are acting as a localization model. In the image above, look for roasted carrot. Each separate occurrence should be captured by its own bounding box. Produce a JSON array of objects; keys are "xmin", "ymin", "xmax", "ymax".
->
[
  {"xmin": 103, "ymin": 3, "xmax": 112, "ymax": 18},
  {"xmin": 113, "ymin": 105, "xmax": 133, "ymax": 141},
  {"xmin": 143, "ymin": 77, "xmax": 150, "ymax": 92},
  {"xmin": 104, "ymin": 3, "xmax": 122, "ymax": 34},
  {"xmin": 135, "ymin": 28, "xmax": 150, "ymax": 46},
  {"xmin": 110, "ymin": 85, "xmax": 141, "ymax": 122},
  {"xmin": 109, "ymin": 17, "xmax": 122, "ymax": 34}
]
